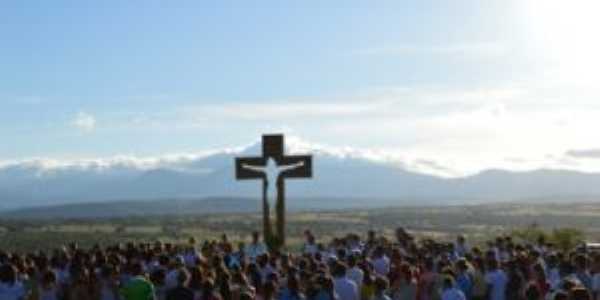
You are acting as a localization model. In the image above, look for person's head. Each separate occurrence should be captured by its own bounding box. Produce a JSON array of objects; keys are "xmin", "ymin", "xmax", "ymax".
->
[
  {"xmin": 553, "ymin": 291, "xmax": 568, "ymax": 300},
  {"xmin": 41, "ymin": 270, "xmax": 57, "ymax": 289},
  {"xmin": 232, "ymin": 271, "xmax": 248, "ymax": 286},
  {"xmin": 332, "ymin": 262, "xmax": 347, "ymax": 278},
  {"xmin": 252, "ymin": 231, "xmax": 260, "ymax": 244},
  {"xmin": 202, "ymin": 278, "xmax": 216, "ymax": 294},
  {"xmin": 240, "ymin": 291, "xmax": 253, "ymax": 300},
  {"xmin": 574, "ymin": 254, "xmax": 588, "ymax": 271},
  {"xmin": 71, "ymin": 266, "xmax": 90, "ymax": 284},
  {"xmin": 559, "ymin": 260, "xmax": 575, "ymax": 277},
  {"xmin": 315, "ymin": 274, "xmax": 334, "ymax": 293},
  {"xmin": 130, "ymin": 262, "xmax": 144, "ymax": 276},
  {"xmin": 456, "ymin": 258, "xmax": 469, "ymax": 273},
  {"xmin": 537, "ymin": 235, "xmax": 546, "ymax": 246},
  {"xmin": 442, "ymin": 275, "xmax": 455, "ymax": 290},
  {"xmin": 374, "ymin": 276, "xmax": 389, "ymax": 294},
  {"xmin": 547, "ymin": 253, "xmax": 558, "ymax": 268},
  {"xmin": 487, "ymin": 258, "xmax": 499, "ymax": 271},
  {"xmin": 177, "ymin": 268, "xmax": 190, "ymax": 287},
  {"xmin": 347, "ymin": 254, "xmax": 357, "ymax": 267},
  {"xmin": 570, "ymin": 287, "xmax": 591, "ymax": 300},
  {"xmin": 304, "ymin": 230, "xmax": 313, "ymax": 240},
  {"xmin": 101, "ymin": 264, "xmax": 119, "ymax": 280},
  {"xmin": 0, "ymin": 264, "xmax": 17, "ymax": 285},
  {"xmin": 263, "ymin": 279, "xmax": 277, "ymax": 299},
  {"xmin": 287, "ymin": 274, "xmax": 300, "ymax": 293},
  {"xmin": 399, "ymin": 263, "xmax": 413, "ymax": 282},
  {"xmin": 533, "ymin": 263, "xmax": 546, "ymax": 280},
  {"xmin": 257, "ymin": 253, "xmax": 269, "ymax": 267},
  {"xmin": 524, "ymin": 283, "xmax": 541, "ymax": 300},
  {"xmin": 368, "ymin": 230, "xmax": 376, "ymax": 240},
  {"xmin": 373, "ymin": 246, "xmax": 384, "ymax": 258},
  {"xmin": 423, "ymin": 256, "xmax": 434, "ymax": 271},
  {"xmin": 150, "ymin": 269, "xmax": 166, "ymax": 286},
  {"xmin": 395, "ymin": 227, "xmax": 406, "ymax": 241}
]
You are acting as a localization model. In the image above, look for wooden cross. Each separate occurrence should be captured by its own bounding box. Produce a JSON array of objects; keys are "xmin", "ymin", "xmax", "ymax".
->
[{"xmin": 235, "ymin": 134, "xmax": 312, "ymax": 249}]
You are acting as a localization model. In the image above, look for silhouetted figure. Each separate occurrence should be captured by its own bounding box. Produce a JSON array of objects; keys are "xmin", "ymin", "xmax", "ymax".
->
[{"xmin": 241, "ymin": 158, "xmax": 304, "ymax": 208}]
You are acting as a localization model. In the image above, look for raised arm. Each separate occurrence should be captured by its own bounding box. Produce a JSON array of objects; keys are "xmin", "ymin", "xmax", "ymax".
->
[
  {"xmin": 242, "ymin": 163, "xmax": 266, "ymax": 173},
  {"xmin": 278, "ymin": 161, "xmax": 305, "ymax": 172}
]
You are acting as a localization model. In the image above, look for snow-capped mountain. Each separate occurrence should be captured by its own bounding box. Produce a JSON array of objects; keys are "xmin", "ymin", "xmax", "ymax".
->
[{"xmin": 1, "ymin": 137, "xmax": 600, "ymax": 210}]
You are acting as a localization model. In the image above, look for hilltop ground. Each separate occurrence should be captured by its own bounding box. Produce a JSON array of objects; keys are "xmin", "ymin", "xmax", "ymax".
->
[{"xmin": 1, "ymin": 202, "xmax": 600, "ymax": 252}]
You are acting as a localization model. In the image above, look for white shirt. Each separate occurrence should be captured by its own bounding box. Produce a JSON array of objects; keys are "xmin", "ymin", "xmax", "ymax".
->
[
  {"xmin": 485, "ymin": 269, "xmax": 508, "ymax": 300},
  {"xmin": 347, "ymin": 266, "xmax": 364, "ymax": 289},
  {"xmin": 334, "ymin": 277, "xmax": 359, "ymax": 300},
  {"xmin": 455, "ymin": 243, "xmax": 469, "ymax": 257},
  {"xmin": 303, "ymin": 243, "xmax": 318, "ymax": 255},
  {"xmin": 442, "ymin": 288, "xmax": 466, "ymax": 300},
  {"xmin": 244, "ymin": 242, "xmax": 267, "ymax": 260},
  {"xmin": 373, "ymin": 255, "xmax": 390, "ymax": 276}
]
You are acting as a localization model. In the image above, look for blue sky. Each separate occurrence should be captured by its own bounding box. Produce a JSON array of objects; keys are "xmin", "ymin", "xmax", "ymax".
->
[{"xmin": 1, "ymin": 0, "xmax": 600, "ymax": 175}]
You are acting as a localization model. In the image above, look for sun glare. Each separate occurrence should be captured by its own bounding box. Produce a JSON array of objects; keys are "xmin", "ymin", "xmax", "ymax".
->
[{"xmin": 523, "ymin": 0, "xmax": 600, "ymax": 84}]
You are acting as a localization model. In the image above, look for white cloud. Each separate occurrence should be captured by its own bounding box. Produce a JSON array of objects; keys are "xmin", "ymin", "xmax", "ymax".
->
[
  {"xmin": 47, "ymin": 77, "xmax": 600, "ymax": 177},
  {"xmin": 566, "ymin": 149, "xmax": 600, "ymax": 159},
  {"xmin": 0, "ymin": 136, "xmax": 459, "ymax": 178},
  {"xmin": 71, "ymin": 112, "xmax": 97, "ymax": 132}
]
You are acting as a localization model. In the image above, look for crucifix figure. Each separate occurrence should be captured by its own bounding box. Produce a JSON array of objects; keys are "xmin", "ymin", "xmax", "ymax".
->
[{"xmin": 235, "ymin": 134, "xmax": 313, "ymax": 250}]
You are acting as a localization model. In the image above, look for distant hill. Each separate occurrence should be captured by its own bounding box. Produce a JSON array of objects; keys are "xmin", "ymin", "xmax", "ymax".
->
[
  {"xmin": 1, "ymin": 138, "xmax": 600, "ymax": 212},
  {"xmin": 0, "ymin": 196, "xmax": 408, "ymax": 219}
]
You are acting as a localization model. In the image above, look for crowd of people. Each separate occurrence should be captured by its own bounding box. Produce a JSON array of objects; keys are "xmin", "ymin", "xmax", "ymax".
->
[{"xmin": 0, "ymin": 228, "xmax": 599, "ymax": 300}]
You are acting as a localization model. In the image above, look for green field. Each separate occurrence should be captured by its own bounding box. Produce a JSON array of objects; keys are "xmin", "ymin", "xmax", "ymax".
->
[{"xmin": 2, "ymin": 202, "xmax": 600, "ymax": 252}]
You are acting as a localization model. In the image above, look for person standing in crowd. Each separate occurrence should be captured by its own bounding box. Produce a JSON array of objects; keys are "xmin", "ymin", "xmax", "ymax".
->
[
  {"xmin": 373, "ymin": 276, "xmax": 391, "ymax": 300},
  {"xmin": 372, "ymin": 247, "xmax": 390, "ymax": 277},
  {"xmin": 312, "ymin": 275, "xmax": 338, "ymax": 300},
  {"xmin": 98, "ymin": 265, "xmax": 120, "ymax": 300},
  {"xmin": 2, "ymin": 226, "xmax": 600, "ymax": 300},
  {"xmin": 303, "ymin": 231, "xmax": 319, "ymax": 256},
  {"xmin": 67, "ymin": 266, "xmax": 94, "ymax": 300},
  {"xmin": 36, "ymin": 270, "xmax": 59, "ymax": 300},
  {"xmin": 360, "ymin": 267, "xmax": 376, "ymax": 300},
  {"xmin": 390, "ymin": 263, "xmax": 416, "ymax": 300},
  {"xmin": 470, "ymin": 256, "xmax": 487, "ymax": 300},
  {"xmin": 454, "ymin": 236, "xmax": 468, "ymax": 259},
  {"xmin": 417, "ymin": 257, "xmax": 438, "ymax": 300},
  {"xmin": 485, "ymin": 258, "xmax": 508, "ymax": 300},
  {"xmin": 166, "ymin": 268, "xmax": 194, "ymax": 300},
  {"xmin": 0, "ymin": 264, "xmax": 26, "ymax": 300},
  {"xmin": 245, "ymin": 232, "xmax": 268, "ymax": 262},
  {"xmin": 121, "ymin": 262, "xmax": 156, "ymax": 300},
  {"xmin": 454, "ymin": 259, "xmax": 472, "ymax": 299},
  {"xmin": 346, "ymin": 255, "xmax": 364, "ymax": 291},
  {"xmin": 332, "ymin": 262, "xmax": 359, "ymax": 300},
  {"xmin": 440, "ymin": 276, "xmax": 466, "ymax": 300}
]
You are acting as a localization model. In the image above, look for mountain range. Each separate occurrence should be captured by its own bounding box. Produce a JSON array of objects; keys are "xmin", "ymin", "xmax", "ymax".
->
[{"xmin": 1, "ymin": 137, "xmax": 599, "ymax": 215}]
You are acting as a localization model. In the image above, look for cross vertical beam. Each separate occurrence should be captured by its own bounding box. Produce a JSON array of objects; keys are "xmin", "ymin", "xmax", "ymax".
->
[{"xmin": 235, "ymin": 134, "xmax": 312, "ymax": 250}]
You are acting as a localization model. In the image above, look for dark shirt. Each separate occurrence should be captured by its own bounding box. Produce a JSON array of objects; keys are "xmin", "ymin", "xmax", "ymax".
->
[{"xmin": 166, "ymin": 286, "xmax": 195, "ymax": 300}]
